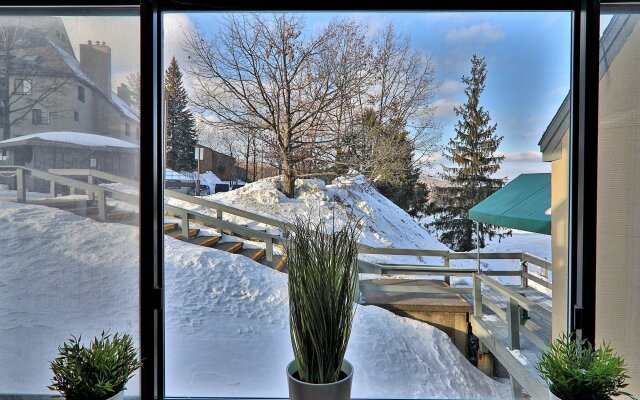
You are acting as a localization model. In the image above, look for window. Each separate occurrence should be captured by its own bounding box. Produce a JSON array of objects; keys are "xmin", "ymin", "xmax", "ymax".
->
[
  {"xmin": 14, "ymin": 79, "xmax": 31, "ymax": 94},
  {"xmin": 125, "ymin": 122, "xmax": 130, "ymax": 136},
  {"xmin": 0, "ymin": 10, "xmax": 140, "ymax": 398},
  {"xmin": 163, "ymin": 10, "xmax": 571, "ymax": 399},
  {"xmin": 32, "ymin": 108, "xmax": 49, "ymax": 125}
]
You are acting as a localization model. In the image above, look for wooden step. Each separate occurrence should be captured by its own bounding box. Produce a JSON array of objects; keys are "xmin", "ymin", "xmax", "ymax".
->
[
  {"xmin": 164, "ymin": 223, "xmax": 178, "ymax": 232},
  {"xmin": 166, "ymin": 228, "xmax": 200, "ymax": 240},
  {"xmin": 189, "ymin": 235, "xmax": 221, "ymax": 248},
  {"xmin": 238, "ymin": 248, "xmax": 265, "ymax": 261},
  {"xmin": 260, "ymin": 255, "xmax": 287, "ymax": 272},
  {"xmin": 214, "ymin": 241, "xmax": 243, "ymax": 254}
]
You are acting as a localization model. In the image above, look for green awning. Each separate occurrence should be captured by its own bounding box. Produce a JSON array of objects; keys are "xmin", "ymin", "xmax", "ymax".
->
[{"xmin": 468, "ymin": 173, "xmax": 551, "ymax": 235}]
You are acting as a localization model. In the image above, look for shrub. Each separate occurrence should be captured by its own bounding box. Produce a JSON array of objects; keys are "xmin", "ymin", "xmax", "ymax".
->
[
  {"xmin": 286, "ymin": 217, "xmax": 359, "ymax": 384},
  {"xmin": 48, "ymin": 331, "xmax": 142, "ymax": 400},
  {"xmin": 537, "ymin": 332, "xmax": 636, "ymax": 400}
]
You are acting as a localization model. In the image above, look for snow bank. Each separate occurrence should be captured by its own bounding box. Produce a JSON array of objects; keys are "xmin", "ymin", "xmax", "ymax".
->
[
  {"xmin": 0, "ymin": 201, "xmax": 508, "ymax": 398},
  {"xmin": 199, "ymin": 171, "xmax": 223, "ymax": 188},
  {"xmin": 168, "ymin": 174, "xmax": 451, "ymax": 265}
]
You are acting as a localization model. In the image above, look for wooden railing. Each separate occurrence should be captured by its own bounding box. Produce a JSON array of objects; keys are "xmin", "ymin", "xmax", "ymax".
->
[{"xmin": 0, "ymin": 166, "xmax": 138, "ymax": 222}]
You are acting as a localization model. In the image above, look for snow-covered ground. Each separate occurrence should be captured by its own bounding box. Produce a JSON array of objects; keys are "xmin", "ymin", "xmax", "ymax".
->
[{"xmin": 0, "ymin": 200, "xmax": 509, "ymax": 398}]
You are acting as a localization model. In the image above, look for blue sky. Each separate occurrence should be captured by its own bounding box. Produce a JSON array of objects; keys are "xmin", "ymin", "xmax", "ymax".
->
[{"xmin": 164, "ymin": 12, "xmax": 574, "ymax": 180}]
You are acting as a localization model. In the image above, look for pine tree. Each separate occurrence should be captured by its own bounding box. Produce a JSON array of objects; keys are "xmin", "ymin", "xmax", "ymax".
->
[
  {"xmin": 430, "ymin": 54, "xmax": 509, "ymax": 252},
  {"xmin": 165, "ymin": 57, "xmax": 198, "ymax": 172}
]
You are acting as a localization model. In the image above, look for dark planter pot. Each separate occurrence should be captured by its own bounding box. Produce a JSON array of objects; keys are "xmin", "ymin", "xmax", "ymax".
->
[{"xmin": 286, "ymin": 359, "xmax": 354, "ymax": 400}]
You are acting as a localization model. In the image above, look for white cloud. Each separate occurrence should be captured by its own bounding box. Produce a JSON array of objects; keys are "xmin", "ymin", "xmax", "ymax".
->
[
  {"xmin": 433, "ymin": 98, "xmax": 459, "ymax": 121},
  {"xmin": 496, "ymin": 150, "xmax": 543, "ymax": 162},
  {"xmin": 445, "ymin": 23, "xmax": 504, "ymax": 45},
  {"xmin": 438, "ymin": 79, "xmax": 464, "ymax": 95},
  {"xmin": 163, "ymin": 13, "xmax": 195, "ymax": 68}
]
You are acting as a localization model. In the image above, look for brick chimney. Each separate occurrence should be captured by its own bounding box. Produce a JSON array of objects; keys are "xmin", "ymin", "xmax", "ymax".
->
[
  {"xmin": 79, "ymin": 40, "xmax": 112, "ymax": 95},
  {"xmin": 116, "ymin": 83, "xmax": 132, "ymax": 105}
]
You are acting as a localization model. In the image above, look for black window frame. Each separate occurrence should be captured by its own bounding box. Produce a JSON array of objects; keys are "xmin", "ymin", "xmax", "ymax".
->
[
  {"xmin": 0, "ymin": 0, "xmax": 634, "ymax": 398},
  {"xmin": 14, "ymin": 78, "xmax": 32, "ymax": 94},
  {"xmin": 77, "ymin": 85, "xmax": 85, "ymax": 102},
  {"xmin": 32, "ymin": 107, "xmax": 49, "ymax": 125}
]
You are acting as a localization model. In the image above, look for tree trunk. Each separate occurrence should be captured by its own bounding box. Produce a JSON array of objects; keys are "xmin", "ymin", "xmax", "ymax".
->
[{"xmin": 282, "ymin": 158, "xmax": 295, "ymax": 198}]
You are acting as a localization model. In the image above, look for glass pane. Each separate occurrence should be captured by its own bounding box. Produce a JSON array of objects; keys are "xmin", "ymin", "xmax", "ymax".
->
[
  {"xmin": 595, "ymin": 9, "xmax": 640, "ymax": 398},
  {"xmin": 162, "ymin": 11, "xmax": 570, "ymax": 398},
  {"xmin": 0, "ymin": 11, "xmax": 141, "ymax": 398}
]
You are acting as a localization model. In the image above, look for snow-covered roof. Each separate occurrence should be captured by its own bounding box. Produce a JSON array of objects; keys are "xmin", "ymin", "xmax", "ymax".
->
[
  {"xmin": 48, "ymin": 39, "xmax": 140, "ymax": 123},
  {"xmin": 166, "ymin": 168, "xmax": 196, "ymax": 181},
  {"xmin": 0, "ymin": 131, "xmax": 138, "ymax": 149}
]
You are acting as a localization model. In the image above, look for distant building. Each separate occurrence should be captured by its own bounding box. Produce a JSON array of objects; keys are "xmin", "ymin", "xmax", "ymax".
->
[
  {"xmin": 196, "ymin": 145, "xmax": 245, "ymax": 181},
  {"xmin": 0, "ymin": 16, "xmax": 139, "ymax": 146}
]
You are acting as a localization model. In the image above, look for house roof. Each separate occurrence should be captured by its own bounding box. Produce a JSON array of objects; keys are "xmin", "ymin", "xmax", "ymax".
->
[
  {"xmin": 539, "ymin": 14, "xmax": 640, "ymax": 160},
  {"xmin": 469, "ymin": 173, "xmax": 551, "ymax": 235},
  {"xmin": 0, "ymin": 131, "xmax": 138, "ymax": 150}
]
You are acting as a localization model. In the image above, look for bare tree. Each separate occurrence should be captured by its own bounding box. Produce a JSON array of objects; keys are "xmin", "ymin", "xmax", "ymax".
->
[
  {"xmin": 183, "ymin": 13, "xmax": 350, "ymax": 198},
  {"xmin": 0, "ymin": 21, "xmax": 69, "ymax": 141},
  {"xmin": 125, "ymin": 71, "xmax": 141, "ymax": 116}
]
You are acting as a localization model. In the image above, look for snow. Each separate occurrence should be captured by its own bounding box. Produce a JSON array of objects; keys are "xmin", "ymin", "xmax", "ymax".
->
[
  {"xmin": 168, "ymin": 174, "xmax": 452, "ymax": 266},
  {"xmin": 199, "ymin": 171, "xmax": 223, "ymax": 188},
  {"xmin": 165, "ymin": 168, "xmax": 196, "ymax": 182},
  {"xmin": 0, "ymin": 200, "xmax": 509, "ymax": 399},
  {"xmin": 0, "ymin": 131, "xmax": 138, "ymax": 149}
]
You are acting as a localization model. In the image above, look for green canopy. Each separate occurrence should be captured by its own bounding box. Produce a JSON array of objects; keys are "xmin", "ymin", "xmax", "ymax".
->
[{"xmin": 468, "ymin": 173, "xmax": 551, "ymax": 235}]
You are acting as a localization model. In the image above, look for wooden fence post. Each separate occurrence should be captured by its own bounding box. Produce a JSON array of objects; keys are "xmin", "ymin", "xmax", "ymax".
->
[
  {"xmin": 265, "ymin": 237, "xmax": 273, "ymax": 262},
  {"xmin": 87, "ymin": 175, "xmax": 95, "ymax": 201},
  {"xmin": 216, "ymin": 209, "xmax": 223, "ymax": 234},
  {"xmin": 521, "ymin": 261, "xmax": 529, "ymax": 288},
  {"xmin": 473, "ymin": 273, "xmax": 483, "ymax": 317},
  {"xmin": 50, "ymin": 180, "xmax": 56, "ymax": 198},
  {"xmin": 181, "ymin": 212, "xmax": 190, "ymax": 241},
  {"xmin": 96, "ymin": 190, "xmax": 107, "ymax": 222},
  {"xmin": 510, "ymin": 376, "xmax": 523, "ymax": 399},
  {"xmin": 507, "ymin": 297, "xmax": 521, "ymax": 350},
  {"xmin": 16, "ymin": 168, "xmax": 26, "ymax": 203},
  {"xmin": 443, "ymin": 256, "xmax": 451, "ymax": 286}
]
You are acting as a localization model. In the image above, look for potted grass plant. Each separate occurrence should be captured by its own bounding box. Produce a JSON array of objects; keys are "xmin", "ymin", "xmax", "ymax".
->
[
  {"xmin": 537, "ymin": 332, "xmax": 636, "ymax": 400},
  {"xmin": 285, "ymin": 217, "xmax": 360, "ymax": 400},
  {"xmin": 48, "ymin": 331, "xmax": 142, "ymax": 400}
]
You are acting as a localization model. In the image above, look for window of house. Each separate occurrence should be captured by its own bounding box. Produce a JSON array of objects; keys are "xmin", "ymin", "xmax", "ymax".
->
[
  {"xmin": 32, "ymin": 108, "xmax": 49, "ymax": 125},
  {"xmin": 15, "ymin": 79, "xmax": 32, "ymax": 94},
  {"xmin": 0, "ymin": 9, "xmax": 141, "ymax": 399}
]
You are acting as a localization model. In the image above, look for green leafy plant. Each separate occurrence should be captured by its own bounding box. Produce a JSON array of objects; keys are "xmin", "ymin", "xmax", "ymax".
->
[
  {"xmin": 286, "ymin": 216, "xmax": 360, "ymax": 384},
  {"xmin": 537, "ymin": 332, "xmax": 636, "ymax": 400},
  {"xmin": 48, "ymin": 331, "xmax": 142, "ymax": 400}
]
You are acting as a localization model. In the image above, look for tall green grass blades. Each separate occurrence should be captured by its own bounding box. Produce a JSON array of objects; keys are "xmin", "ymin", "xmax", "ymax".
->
[
  {"xmin": 48, "ymin": 331, "xmax": 143, "ymax": 400},
  {"xmin": 286, "ymin": 216, "xmax": 359, "ymax": 384},
  {"xmin": 537, "ymin": 332, "xmax": 636, "ymax": 400}
]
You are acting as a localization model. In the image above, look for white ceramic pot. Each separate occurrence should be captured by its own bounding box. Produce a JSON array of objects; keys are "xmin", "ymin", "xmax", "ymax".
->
[
  {"xmin": 549, "ymin": 388, "xmax": 561, "ymax": 400},
  {"xmin": 106, "ymin": 391, "xmax": 124, "ymax": 400}
]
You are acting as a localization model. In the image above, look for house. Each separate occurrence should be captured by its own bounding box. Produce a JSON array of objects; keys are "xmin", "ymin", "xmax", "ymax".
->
[
  {"xmin": 0, "ymin": 16, "xmax": 139, "ymax": 147},
  {"xmin": 196, "ymin": 144, "xmax": 245, "ymax": 181},
  {"xmin": 540, "ymin": 14, "xmax": 640, "ymax": 396},
  {"xmin": 0, "ymin": 131, "xmax": 139, "ymax": 193}
]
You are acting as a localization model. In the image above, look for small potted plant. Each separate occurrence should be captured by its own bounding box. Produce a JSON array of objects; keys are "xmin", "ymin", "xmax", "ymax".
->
[
  {"xmin": 537, "ymin": 332, "xmax": 636, "ymax": 400},
  {"xmin": 48, "ymin": 331, "xmax": 142, "ymax": 400},
  {"xmin": 285, "ymin": 217, "xmax": 359, "ymax": 400}
]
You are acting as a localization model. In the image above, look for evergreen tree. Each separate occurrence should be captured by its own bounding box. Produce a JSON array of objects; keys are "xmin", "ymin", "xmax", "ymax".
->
[
  {"xmin": 430, "ymin": 54, "xmax": 509, "ymax": 252},
  {"xmin": 165, "ymin": 57, "xmax": 198, "ymax": 172}
]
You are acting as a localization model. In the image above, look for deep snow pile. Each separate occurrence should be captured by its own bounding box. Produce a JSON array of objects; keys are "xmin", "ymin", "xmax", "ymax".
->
[
  {"xmin": 0, "ymin": 200, "xmax": 508, "ymax": 398},
  {"xmin": 167, "ymin": 174, "xmax": 451, "ymax": 265}
]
